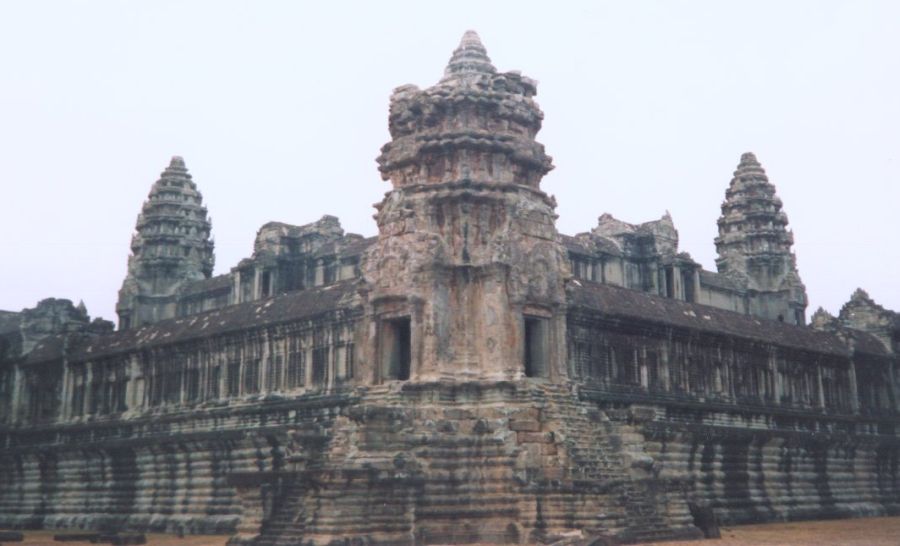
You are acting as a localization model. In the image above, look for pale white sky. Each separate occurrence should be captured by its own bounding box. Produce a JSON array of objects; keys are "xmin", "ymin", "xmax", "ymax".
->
[{"xmin": 1, "ymin": 1, "xmax": 898, "ymax": 324}]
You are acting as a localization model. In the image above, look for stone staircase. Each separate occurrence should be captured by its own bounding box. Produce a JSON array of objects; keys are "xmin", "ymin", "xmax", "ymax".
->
[
  {"xmin": 253, "ymin": 479, "xmax": 308, "ymax": 546},
  {"xmin": 246, "ymin": 382, "xmax": 702, "ymax": 545},
  {"xmin": 542, "ymin": 386, "xmax": 700, "ymax": 542}
]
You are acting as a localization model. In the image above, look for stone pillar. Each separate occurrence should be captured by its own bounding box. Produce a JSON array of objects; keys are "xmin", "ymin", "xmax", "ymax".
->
[
  {"xmin": 233, "ymin": 271, "xmax": 242, "ymax": 304},
  {"xmin": 59, "ymin": 360, "xmax": 72, "ymax": 422},
  {"xmin": 816, "ymin": 365, "xmax": 826, "ymax": 409},
  {"xmin": 672, "ymin": 265, "xmax": 683, "ymax": 300},
  {"xmin": 314, "ymin": 259, "xmax": 324, "ymax": 287},
  {"xmin": 693, "ymin": 270, "xmax": 701, "ymax": 302},
  {"xmin": 848, "ymin": 357, "xmax": 860, "ymax": 414},
  {"xmin": 9, "ymin": 365, "xmax": 23, "ymax": 424}
]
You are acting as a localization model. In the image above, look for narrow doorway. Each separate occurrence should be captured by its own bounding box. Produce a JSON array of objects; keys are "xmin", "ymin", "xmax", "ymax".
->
[
  {"xmin": 381, "ymin": 317, "xmax": 411, "ymax": 381},
  {"xmin": 524, "ymin": 316, "xmax": 548, "ymax": 378}
]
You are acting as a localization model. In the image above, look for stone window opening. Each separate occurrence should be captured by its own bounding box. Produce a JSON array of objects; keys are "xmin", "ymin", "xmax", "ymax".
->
[
  {"xmin": 644, "ymin": 349, "xmax": 661, "ymax": 391},
  {"xmin": 324, "ymin": 259, "xmax": 337, "ymax": 285},
  {"xmin": 227, "ymin": 359, "xmax": 241, "ymax": 397},
  {"xmin": 148, "ymin": 363, "xmax": 163, "ymax": 406},
  {"xmin": 186, "ymin": 367, "xmax": 200, "ymax": 402},
  {"xmin": 312, "ymin": 347, "xmax": 329, "ymax": 386},
  {"xmin": 207, "ymin": 363, "xmax": 221, "ymax": 400},
  {"xmin": 713, "ymin": 362, "xmax": 724, "ymax": 394},
  {"xmin": 345, "ymin": 342, "xmax": 355, "ymax": 380},
  {"xmin": 267, "ymin": 353, "xmax": 283, "ymax": 391},
  {"xmin": 71, "ymin": 363, "xmax": 87, "ymax": 416},
  {"xmin": 286, "ymin": 349, "xmax": 305, "ymax": 389},
  {"xmin": 664, "ymin": 266, "xmax": 674, "ymax": 298},
  {"xmin": 381, "ymin": 317, "xmax": 411, "ymax": 381},
  {"xmin": 164, "ymin": 363, "xmax": 181, "ymax": 405},
  {"xmin": 523, "ymin": 316, "xmax": 549, "ymax": 378},
  {"xmin": 612, "ymin": 346, "xmax": 639, "ymax": 386},
  {"xmin": 683, "ymin": 270, "xmax": 695, "ymax": 302},
  {"xmin": 112, "ymin": 365, "xmax": 128, "ymax": 412},
  {"xmin": 244, "ymin": 358, "xmax": 261, "ymax": 395},
  {"xmin": 261, "ymin": 271, "xmax": 272, "ymax": 298}
]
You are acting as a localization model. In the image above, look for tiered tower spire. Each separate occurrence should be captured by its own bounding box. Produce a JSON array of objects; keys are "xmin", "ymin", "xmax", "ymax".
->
[
  {"xmin": 116, "ymin": 156, "xmax": 214, "ymax": 329},
  {"xmin": 441, "ymin": 30, "xmax": 497, "ymax": 81},
  {"xmin": 378, "ymin": 30, "xmax": 553, "ymax": 190},
  {"xmin": 363, "ymin": 31, "xmax": 567, "ymax": 382},
  {"xmin": 715, "ymin": 152, "xmax": 807, "ymax": 323}
]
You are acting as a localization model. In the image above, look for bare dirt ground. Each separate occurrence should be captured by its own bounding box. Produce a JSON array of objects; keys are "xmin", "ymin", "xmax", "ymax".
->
[
  {"xmin": 1, "ymin": 531, "xmax": 230, "ymax": 546},
  {"xmin": 6, "ymin": 516, "xmax": 900, "ymax": 545},
  {"xmin": 644, "ymin": 515, "xmax": 900, "ymax": 546}
]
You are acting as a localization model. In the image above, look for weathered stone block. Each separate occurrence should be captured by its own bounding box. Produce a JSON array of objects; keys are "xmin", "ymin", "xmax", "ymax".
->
[
  {"xmin": 510, "ymin": 408, "xmax": 541, "ymax": 421},
  {"xmin": 443, "ymin": 408, "xmax": 474, "ymax": 420},
  {"xmin": 510, "ymin": 419, "xmax": 542, "ymax": 432},
  {"xmin": 518, "ymin": 431, "xmax": 554, "ymax": 444}
]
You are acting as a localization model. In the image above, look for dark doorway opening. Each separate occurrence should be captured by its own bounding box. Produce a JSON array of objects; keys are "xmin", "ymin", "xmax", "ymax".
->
[
  {"xmin": 683, "ymin": 270, "xmax": 695, "ymax": 302},
  {"xmin": 382, "ymin": 317, "xmax": 411, "ymax": 381},
  {"xmin": 524, "ymin": 316, "xmax": 548, "ymax": 378},
  {"xmin": 261, "ymin": 271, "xmax": 272, "ymax": 297}
]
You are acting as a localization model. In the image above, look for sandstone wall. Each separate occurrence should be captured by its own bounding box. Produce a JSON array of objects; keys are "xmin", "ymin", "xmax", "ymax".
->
[
  {"xmin": 643, "ymin": 412, "xmax": 900, "ymax": 524},
  {"xmin": 568, "ymin": 283, "xmax": 900, "ymax": 528},
  {"xmin": 232, "ymin": 382, "xmax": 701, "ymax": 546},
  {"xmin": 0, "ymin": 394, "xmax": 354, "ymax": 535}
]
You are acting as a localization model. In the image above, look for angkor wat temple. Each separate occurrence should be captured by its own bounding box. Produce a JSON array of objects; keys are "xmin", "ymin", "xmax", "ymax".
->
[{"xmin": 1, "ymin": 32, "xmax": 898, "ymax": 545}]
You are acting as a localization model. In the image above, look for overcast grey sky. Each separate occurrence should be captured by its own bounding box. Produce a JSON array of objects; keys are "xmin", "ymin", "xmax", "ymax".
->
[{"xmin": 1, "ymin": 1, "xmax": 898, "ymax": 324}]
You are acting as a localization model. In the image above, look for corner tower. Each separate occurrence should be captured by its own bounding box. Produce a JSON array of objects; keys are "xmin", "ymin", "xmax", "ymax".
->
[
  {"xmin": 715, "ymin": 152, "xmax": 807, "ymax": 324},
  {"xmin": 361, "ymin": 31, "xmax": 569, "ymax": 382},
  {"xmin": 116, "ymin": 156, "xmax": 214, "ymax": 329}
]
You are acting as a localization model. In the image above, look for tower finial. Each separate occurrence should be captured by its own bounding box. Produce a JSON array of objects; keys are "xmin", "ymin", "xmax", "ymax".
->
[
  {"xmin": 163, "ymin": 156, "xmax": 189, "ymax": 179},
  {"xmin": 740, "ymin": 151, "xmax": 759, "ymax": 165},
  {"xmin": 443, "ymin": 30, "xmax": 496, "ymax": 80}
]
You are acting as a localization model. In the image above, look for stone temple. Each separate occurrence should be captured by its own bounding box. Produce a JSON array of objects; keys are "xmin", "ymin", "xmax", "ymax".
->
[{"xmin": 1, "ymin": 31, "xmax": 899, "ymax": 545}]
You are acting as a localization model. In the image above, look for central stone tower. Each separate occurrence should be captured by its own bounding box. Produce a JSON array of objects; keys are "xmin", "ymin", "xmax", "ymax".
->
[{"xmin": 361, "ymin": 31, "xmax": 569, "ymax": 382}]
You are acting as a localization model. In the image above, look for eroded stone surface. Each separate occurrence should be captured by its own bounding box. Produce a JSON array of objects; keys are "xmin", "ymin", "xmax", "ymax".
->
[{"xmin": 1, "ymin": 30, "xmax": 899, "ymax": 546}]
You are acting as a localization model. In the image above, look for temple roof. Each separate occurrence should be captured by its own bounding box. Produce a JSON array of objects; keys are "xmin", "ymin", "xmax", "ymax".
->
[
  {"xmin": 180, "ymin": 274, "xmax": 232, "ymax": 297},
  {"xmin": 698, "ymin": 270, "xmax": 742, "ymax": 291},
  {"xmin": 568, "ymin": 280, "xmax": 887, "ymax": 357},
  {"xmin": 560, "ymin": 234, "xmax": 624, "ymax": 258},
  {"xmin": 0, "ymin": 310, "xmax": 20, "ymax": 335},
  {"xmin": 340, "ymin": 235, "xmax": 377, "ymax": 257},
  {"xmin": 25, "ymin": 281, "xmax": 359, "ymax": 364},
  {"xmin": 839, "ymin": 287, "xmax": 900, "ymax": 333}
]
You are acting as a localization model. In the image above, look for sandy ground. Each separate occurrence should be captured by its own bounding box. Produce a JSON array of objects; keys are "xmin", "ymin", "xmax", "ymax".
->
[
  {"xmin": 644, "ymin": 515, "xmax": 900, "ymax": 546},
  {"xmin": 5, "ymin": 516, "xmax": 900, "ymax": 545},
  {"xmin": 0, "ymin": 531, "xmax": 230, "ymax": 546}
]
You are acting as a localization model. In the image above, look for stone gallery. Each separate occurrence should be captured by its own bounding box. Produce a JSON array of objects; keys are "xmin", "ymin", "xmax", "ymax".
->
[{"xmin": 1, "ymin": 31, "xmax": 898, "ymax": 545}]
